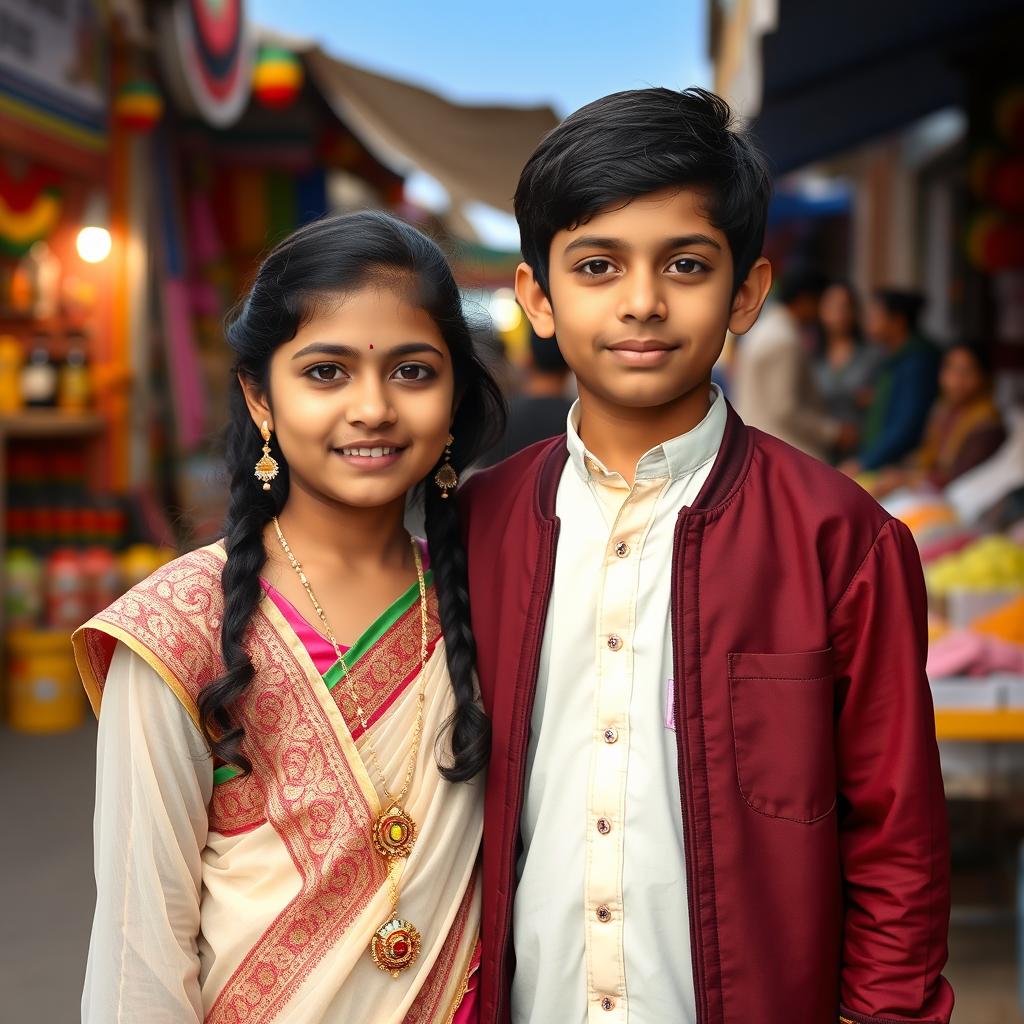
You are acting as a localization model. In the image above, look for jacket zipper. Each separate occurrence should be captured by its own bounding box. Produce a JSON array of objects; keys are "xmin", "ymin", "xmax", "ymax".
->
[
  {"xmin": 672, "ymin": 512, "xmax": 707, "ymax": 1024},
  {"xmin": 494, "ymin": 518, "xmax": 560, "ymax": 1023}
]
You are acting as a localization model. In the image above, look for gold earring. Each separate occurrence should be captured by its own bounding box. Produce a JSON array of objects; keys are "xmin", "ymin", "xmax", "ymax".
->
[
  {"xmin": 254, "ymin": 420, "xmax": 279, "ymax": 491},
  {"xmin": 434, "ymin": 433, "xmax": 457, "ymax": 499}
]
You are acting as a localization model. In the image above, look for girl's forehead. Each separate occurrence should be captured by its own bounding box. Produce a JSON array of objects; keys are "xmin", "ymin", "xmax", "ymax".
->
[{"xmin": 287, "ymin": 288, "xmax": 444, "ymax": 346}]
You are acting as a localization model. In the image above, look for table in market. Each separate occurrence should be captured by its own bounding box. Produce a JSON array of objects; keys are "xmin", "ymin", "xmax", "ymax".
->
[{"xmin": 932, "ymin": 675, "xmax": 1024, "ymax": 1009}]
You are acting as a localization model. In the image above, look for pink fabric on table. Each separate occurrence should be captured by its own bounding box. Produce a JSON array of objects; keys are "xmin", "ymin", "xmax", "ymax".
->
[
  {"xmin": 260, "ymin": 580, "xmax": 345, "ymax": 675},
  {"xmin": 451, "ymin": 943, "xmax": 481, "ymax": 1024},
  {"xmin": 927, "ymin": 629, "xmax": 1024, "ymax": 678}
]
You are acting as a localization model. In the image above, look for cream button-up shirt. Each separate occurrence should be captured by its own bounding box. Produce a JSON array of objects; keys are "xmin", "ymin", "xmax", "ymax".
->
[{"xmin": 511, "ymin": 387, "xmax": 727, "ymax": 1024}]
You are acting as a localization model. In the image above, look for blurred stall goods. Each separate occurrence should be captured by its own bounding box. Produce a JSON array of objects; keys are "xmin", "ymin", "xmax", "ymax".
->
[
  {"xmin": 6, "ymin": 629, "xmax": 82, "ymax": 734},
  {"xmin": 925, "ymin": 536, "xmax": 1024, "ymax": 595}
]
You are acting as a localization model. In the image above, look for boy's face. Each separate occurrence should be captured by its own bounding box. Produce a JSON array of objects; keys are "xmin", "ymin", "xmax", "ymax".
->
[{"xmin": 516, "ymin": 187, "xmax": 770, "ymax": 412}]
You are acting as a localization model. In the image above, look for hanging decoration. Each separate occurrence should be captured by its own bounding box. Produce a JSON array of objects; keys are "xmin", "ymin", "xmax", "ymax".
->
[
  {"xmin": 0, "ymin": 162, "xmax": 63, "ymax": 256},
  {"xmin": 253, "ymin": 46, "xmax": 304, "ymax": 110},
  {"xmin": 114, "ymin": 81, "xmax": 165, "ymax": 134},
  {"xmin": 157, "ymin": 0, "xmax": 253, "ymax": 128}
]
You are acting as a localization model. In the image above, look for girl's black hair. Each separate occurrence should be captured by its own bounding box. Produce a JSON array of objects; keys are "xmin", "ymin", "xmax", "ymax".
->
[{"xmin": 198, "ymin": 211, "xmax": 506, "ymax": 782}]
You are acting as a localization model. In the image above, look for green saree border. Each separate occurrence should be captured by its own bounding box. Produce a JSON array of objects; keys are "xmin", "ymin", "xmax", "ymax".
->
[{"xmin": 214, "ymin": 568, "xmax": 435, "ymax": 786}]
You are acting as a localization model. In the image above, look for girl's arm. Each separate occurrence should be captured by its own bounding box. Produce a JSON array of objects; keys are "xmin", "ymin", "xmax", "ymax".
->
[{"xmin": 83, "ymin": 642, "xmax": 212, "ymax": 1024}]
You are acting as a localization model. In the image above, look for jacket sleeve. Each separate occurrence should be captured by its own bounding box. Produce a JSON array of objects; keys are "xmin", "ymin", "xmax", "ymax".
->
[{"xmin": 829, "ymin": 519, "xmax": 954, "ymax": 1024}]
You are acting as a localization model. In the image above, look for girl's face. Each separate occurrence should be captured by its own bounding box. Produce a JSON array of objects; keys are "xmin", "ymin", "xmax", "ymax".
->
[
  {"xmin": 245, "ymin": 285, "xmax": 455, "ymax": 510},
  {"xmin": 819, "ymin": 285, "xmax": 855, "ymax": 336},
  {"xmin": 940, "ymin": 347, "xmax": 987, "ymax": 408}
]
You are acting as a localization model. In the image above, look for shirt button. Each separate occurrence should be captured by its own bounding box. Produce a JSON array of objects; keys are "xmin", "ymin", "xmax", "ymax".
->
[
  {"xmin": 603, "ymin": 727, "xmax": 618, "ymax": 744},
  {"xmin": 601, "ymin": 996, "xmax": 615, "ymax": 1011},
  {"xmin": 614, "ymin": 541, "xmax": 629, "ymax": 558},
  {"xmin": 596, "ymin": 905, "xmax": 612, "ymax": 922},
  {"xmin": 596, "ymin": 817, "xmax": 611, "ymax": 835},
  {"xmin": 606, "ymin": 635, "xmax": 622, "ymax": 651}
]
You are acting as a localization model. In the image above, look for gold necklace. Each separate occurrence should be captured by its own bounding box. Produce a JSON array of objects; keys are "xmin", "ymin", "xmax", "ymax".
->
[{"xmin": 272, "ymin": 516, "xmax": 429, "ymax": 978}]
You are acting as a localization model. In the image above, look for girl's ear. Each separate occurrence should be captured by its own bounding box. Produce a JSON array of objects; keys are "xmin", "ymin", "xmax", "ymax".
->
[
  {"xmin": 515, "ymin": 262, "xmax": 555, "ymax": 339},
  {"xmin": 238, "ymin": 372, "xmax": 272, "ymax": 433}
]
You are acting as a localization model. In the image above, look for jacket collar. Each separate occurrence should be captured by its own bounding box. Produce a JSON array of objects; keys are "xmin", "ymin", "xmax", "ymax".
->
[{"xmin": 534, "ymin": 399, "xmax": 753, "ymax": 522}]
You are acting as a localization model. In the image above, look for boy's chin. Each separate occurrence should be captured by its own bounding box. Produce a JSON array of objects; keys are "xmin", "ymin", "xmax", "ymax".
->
[{"xmin": 582, "ymin": 374, "xmax": 714, "ymax": 411}]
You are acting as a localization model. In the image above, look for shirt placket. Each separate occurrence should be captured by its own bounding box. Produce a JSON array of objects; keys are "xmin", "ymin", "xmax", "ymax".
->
[{"xmin": 585, "ymin": 473, "xmax": 666, "ymax": 1022}]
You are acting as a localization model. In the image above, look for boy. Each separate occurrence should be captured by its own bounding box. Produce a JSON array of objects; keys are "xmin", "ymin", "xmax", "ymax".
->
[{"xmin": 460, "ymin": 88, "xmax": 952, "ymax": 1024}]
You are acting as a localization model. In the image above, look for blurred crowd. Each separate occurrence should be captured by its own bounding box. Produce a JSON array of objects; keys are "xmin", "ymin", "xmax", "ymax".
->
[{"xmin": 483, "ymin": 278, "xmax": 1019, "ymax": 530}]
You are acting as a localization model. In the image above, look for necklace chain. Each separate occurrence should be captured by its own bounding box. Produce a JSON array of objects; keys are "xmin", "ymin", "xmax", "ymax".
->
[{"xmin": 271, "ymin": 517, "xmax": 429, "ymax": 811}]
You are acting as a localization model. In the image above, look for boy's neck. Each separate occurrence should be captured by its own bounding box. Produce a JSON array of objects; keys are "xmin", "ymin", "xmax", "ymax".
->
[{"xmin": 576, "ymin": 380, "xmax": 713, "ymax": 485}]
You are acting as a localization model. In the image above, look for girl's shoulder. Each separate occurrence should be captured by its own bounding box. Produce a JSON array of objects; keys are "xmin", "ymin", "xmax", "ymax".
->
[{"xmin": 72, "ymin": 541, "xmax": 229, "ymax": 724}]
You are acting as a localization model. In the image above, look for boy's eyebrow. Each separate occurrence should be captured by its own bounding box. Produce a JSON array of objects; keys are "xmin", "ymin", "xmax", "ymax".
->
[
  {"xmin": 562, "ymin": 233, "xmax": 722, "ymax": 255},
  {"xmin": 291, "ymin": 342, "xmax": 445, "ymax": 360}
]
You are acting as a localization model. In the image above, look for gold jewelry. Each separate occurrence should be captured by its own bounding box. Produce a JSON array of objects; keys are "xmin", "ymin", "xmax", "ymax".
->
[
  {"xmin": 271, "ymin": 517, "xmax": 429, "ymax": 977},
  {"xmin": 254, "ymin": 421, "xmax": 280, "ymax": 491},
  {"xmin": 433, "ymin": 433, "xmax": 457, "ymax": 498}
]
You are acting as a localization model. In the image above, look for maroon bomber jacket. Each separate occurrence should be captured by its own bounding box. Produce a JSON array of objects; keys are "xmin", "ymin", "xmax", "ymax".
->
[{"xmin": 460, "ymin": 403, "xmax": 954, "ymax": 1024}]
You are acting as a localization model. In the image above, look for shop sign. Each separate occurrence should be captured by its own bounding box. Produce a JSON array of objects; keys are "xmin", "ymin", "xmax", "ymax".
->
[{"xmin": 0, "ymin": 0, "xmax": 108, "ymax": 140}]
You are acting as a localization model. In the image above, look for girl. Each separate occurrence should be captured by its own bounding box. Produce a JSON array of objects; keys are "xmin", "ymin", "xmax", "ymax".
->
[
  {"xmin": 870, "ymin": 340, "xmax": 1006, "ymax": 497},
  {"xmin": 814, "ymin": 281, "xmax": 880, "ymax": 454},
  {"xmin": 73, "ymin": 212, "xmax": 504, "ymax": 1023}
]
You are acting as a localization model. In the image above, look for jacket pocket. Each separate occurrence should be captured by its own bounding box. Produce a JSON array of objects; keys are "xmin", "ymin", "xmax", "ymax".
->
[{"xmin": 728, "ymin": 648, "xmax": 836, "ymax": 823}]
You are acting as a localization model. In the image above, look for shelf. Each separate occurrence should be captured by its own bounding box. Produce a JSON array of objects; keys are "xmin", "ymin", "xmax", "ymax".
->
[
  {"xmin": 934, "ymin": 709, "xmax": 1024, "ymax": 742},
  {"xmin": 0, "ymin": 411, "xmax": 104, "ymax": 439}
]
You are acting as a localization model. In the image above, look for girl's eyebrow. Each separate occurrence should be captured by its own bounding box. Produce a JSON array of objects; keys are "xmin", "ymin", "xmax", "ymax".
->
[{"xmin": 291, "ymin": 341, "xmax": 445, "ymax": 360}]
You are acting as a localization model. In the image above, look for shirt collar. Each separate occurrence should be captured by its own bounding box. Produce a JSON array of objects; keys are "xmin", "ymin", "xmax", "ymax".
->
[{"xmin": 565, "ymin": 384, "xmax": 727, "ymax": 484}]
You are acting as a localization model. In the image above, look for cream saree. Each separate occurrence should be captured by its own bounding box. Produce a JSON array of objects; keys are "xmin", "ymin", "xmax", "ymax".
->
[{"xmin": 73, "ymin": 543, "xmax": 480, "ymax": 1024}]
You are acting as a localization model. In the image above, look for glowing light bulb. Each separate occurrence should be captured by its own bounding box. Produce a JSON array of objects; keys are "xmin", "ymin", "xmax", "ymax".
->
[
  {"xmin": 489, "ymin": 288, "xmax": 522, "ymax": 333},
  {"xmin": 76, "ymin": 226, "xmax": 112, "ymax": 263}
]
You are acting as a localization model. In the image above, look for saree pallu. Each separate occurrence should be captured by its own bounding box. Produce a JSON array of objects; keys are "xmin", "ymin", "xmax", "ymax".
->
[{"xmin": 73, "ymin": 543, "xmax": 480, "ymax": 1024}]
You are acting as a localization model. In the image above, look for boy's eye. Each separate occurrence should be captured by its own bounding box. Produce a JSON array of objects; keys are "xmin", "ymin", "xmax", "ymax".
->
[
  {"xmin": 578, "ymin": 259, "xmax": 615, "ymax": 277},
  {"xmin": 309, "ymin": 363, "xmax": 343, "ymax": 382},
  {"xmin": 392, "ymin": 363, "xmax": 433, "ymax": 382},
  {"xmin": 667, "ymin": 258, "xmax": 706, "ymax": 275}
]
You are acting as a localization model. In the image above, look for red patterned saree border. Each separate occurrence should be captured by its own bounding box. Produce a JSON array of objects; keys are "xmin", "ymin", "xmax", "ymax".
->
[{"xmin": 205, "ymin": 602, "xmax": 386, "ymax": 1024}]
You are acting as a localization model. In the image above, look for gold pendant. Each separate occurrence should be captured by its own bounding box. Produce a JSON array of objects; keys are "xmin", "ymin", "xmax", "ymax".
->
[
  {"xmin": 372, "ymin": 805, "xmax": 417, "ymax": 859},
  {"xmin": 370, "ymin": 916, "xmax": 422, "ymax": 977}
]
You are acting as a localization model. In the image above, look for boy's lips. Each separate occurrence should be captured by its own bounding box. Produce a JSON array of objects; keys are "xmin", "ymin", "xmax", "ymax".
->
[{"xmin": 606, "ymin": 338, "xmax": 679, "ymax": 366}]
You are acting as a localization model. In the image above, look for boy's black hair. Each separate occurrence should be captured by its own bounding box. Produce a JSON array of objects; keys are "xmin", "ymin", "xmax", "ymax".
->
[
  {"xmin": 873, "ymin": 288, "xmax": 926, "ymax": 333},
  {"xmin": 778, "ymin": 268, "xmax": 828, "ymax": 305},
  {"xmin": 514, "ymin": 87, "xmax": 772, "ymax": 297}
]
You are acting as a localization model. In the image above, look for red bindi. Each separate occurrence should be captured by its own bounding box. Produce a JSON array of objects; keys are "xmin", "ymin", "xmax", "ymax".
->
[{"xmin": 369, "ymin": 344, "xmax": 374, "ymax": 350}]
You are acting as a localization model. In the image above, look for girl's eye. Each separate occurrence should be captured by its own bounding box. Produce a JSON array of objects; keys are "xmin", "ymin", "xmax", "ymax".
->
[
  {"xmin": 392, "ymin": 363, "xmax": 433, "ymax": 382},
  {"xmin": 309, "ymin": 363, "xmax": 343, "ymax": 382},
  {"xmin": 668, "ymin": 258, "xmax": 707, "ymax": 275},
  {"xmin": 578, "ymin": 259, "xmax": 615, "ymax": 277}
]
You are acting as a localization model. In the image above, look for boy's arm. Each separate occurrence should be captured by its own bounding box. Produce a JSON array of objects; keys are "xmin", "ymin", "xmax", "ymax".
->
[{"xmin": 830, "ymin": 518, "xmax": 954, "ymax": 1024}]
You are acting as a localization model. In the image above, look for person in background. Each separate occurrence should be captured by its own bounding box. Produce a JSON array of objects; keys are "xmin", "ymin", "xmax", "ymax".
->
[
  {"xmin": 815, "ymin": 281, "xmax": 881, "ymax": 456},
  {"xmin": 871, "ymin": 341, "xmax": 1006, "ymax": 497},
  {"xmin": 842, "ymin": 288, "xmax": 939, "ymax": 476},
  {"xmin": 732, "ymin": 268, "xmax": 855, "ymax": 460},
  {"xmin": 483, "ymin": 328, "xmax": 573, "ymax": 464}
]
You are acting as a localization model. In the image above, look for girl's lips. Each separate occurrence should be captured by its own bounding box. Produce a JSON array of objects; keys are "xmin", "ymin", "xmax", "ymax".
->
[{"xmin": 332, "ymin": 447, "xmax": 405, "ymax": 470}]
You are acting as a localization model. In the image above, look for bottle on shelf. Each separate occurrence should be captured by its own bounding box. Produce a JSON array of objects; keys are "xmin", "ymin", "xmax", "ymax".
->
[{"xmin": 21, "ymin": 344, "xmax": 58, "ymax": 408}]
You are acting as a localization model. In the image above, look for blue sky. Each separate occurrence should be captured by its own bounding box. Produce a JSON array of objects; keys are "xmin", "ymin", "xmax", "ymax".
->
[{"xmin": 249, "ymin": 0, "xmax": 711, "ymax": 246}]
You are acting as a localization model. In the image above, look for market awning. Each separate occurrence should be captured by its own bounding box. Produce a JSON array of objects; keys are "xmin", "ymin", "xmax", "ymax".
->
[
  {"xmin": 752, "ymin": 0, "xmax": 1021, "ymax": 173},
  {"xmin": 296, "ymin": 44, "xmax": 558, "ymax": 216}
]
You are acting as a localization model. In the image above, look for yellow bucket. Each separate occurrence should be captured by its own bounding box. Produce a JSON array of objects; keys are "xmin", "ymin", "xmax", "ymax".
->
[{"xmin": 6, "ymin": 630, "xmax": 84, "ymax": 733}]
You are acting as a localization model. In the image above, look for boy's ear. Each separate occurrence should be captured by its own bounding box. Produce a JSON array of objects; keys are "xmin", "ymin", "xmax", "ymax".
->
[
  {"xmin": 728, "ymin": 257, "xmax": 773, "ymax": 336},
  {"xmin": 238, "ymin": 372, "xmax": 273, "ymax": 433},
  {"xmin": 515, "ymin": 262, "xmax": 556, "ymax": 339}
]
